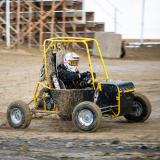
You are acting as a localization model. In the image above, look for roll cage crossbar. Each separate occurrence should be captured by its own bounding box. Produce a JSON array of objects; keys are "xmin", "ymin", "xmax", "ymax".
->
[{"xmin": 43, "ymin": 37, "xmax": 109, "ymax": 89}]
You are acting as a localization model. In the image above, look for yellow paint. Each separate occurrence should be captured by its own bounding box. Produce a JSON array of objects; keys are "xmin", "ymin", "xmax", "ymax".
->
[
  {"xmin": 112, "ymin": 86, "xmax": 121, "ymax": 118},
  {"xmin": 33, "ymin": 82, "xmax": 51, "ymax": 108},
  {"xmin": 112, "ymin": 87, "xmax": 135, "ymax": 118},
  {"xmin": 37, "ymin": 82, "xmax": 51, "ymax": 90},
  {"xmin": 123, "ymin": 89, "xmax": 135, "ymax": 93},
  {"xmin": 97, "ymin": 83, "xmax": 102, "ymax": 92},
  {"xmin": 33, "ymin": 83, "xmax": 39, "ymax": 108},
  {"xmin": 83, "ymin": 41, "xmax": 95, "ymax": 89}
]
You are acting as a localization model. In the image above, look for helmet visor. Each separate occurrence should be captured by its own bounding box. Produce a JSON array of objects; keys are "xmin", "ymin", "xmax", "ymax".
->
[{"xmin": 69, "ymin": 60, "xmax": 79, "ymax": 66}]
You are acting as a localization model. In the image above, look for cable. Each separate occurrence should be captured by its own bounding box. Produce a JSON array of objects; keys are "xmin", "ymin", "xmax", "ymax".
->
[
  {"xmin": 94, "ymin": 0, "xmax": 114, "ymax": 19},
  {"xmin": 104, "ymin": 0, "xmax": 123, "ymax": 14},
  {"xmin": 94, "ymin": 0, "xmax": 130, "ymax": 31}
]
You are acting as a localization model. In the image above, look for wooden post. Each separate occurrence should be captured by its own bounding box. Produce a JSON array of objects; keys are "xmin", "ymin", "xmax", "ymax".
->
[
  {"xmin": 17, "ymin": 0, "xmax": 20, "ymax": 46},
  {"xmin": 28, "ymin": 1, "xmax": 32, "ymax": 48},
  {"xmin": 51, "ymin": 1, "xmax": 55, "ymax": 37},
  {"xmin": 73, "ymin": 5, "xmax": 77, "ymax": 37},
  {"xmin": 39, "ymin": 0, "xmax": 44, "ymax": 47},
  {"xmin": 62, "ymin": 1, "xmax": 66, "ymax": 36}
]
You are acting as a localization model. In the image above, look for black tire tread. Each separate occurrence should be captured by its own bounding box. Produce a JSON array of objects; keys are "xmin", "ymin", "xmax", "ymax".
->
[{"xmin": 124, "ymin": 92, "xmax": 152, "ymax": 122}]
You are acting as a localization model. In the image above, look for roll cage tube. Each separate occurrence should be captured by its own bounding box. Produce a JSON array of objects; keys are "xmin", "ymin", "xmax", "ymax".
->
[{"xmin": 43, "ymin": 37, "xmax": 109, "ymax": 89}]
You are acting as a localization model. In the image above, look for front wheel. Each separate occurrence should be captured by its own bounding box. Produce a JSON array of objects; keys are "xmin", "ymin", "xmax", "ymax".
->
[
  {"xmin": 124, "ymin": 92, "xmax": 151, "ymax": 122},
  {"xmin": 7, "ymin": 100, "xmax": 32, "ymax": 129},
  {"xmin": 72, "ymin": 101, "xmax": 102, "ymax": 132}
]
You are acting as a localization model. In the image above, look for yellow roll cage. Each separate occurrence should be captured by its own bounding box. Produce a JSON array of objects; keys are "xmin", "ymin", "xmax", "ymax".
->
[
  {"xmin": 33, "ymin": 37, "xmax": 134, "ymax": 117},
  {"xmin": 43, "ymin": 37, "xmax": 109, "ymax": 86},
  {"xmin": 33, "ymin": 37, "xmax": 109, "ymax": 112}
]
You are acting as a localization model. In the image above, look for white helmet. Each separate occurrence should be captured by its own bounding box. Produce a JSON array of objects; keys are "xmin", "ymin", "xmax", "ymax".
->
[{"xmin": 63, "ymin": 52, "xmax": 80, "ymax": 72}]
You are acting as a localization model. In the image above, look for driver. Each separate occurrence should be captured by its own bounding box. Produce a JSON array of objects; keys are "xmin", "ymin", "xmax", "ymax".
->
[{"xmin": 57, "ymin": 52, "xmax": 95, "ymax": 89}]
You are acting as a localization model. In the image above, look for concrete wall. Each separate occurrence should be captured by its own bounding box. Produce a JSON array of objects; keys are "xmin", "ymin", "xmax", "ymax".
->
[{"xmin": 92, "ymin": 32, "xmax": 122, "ymax": 58}]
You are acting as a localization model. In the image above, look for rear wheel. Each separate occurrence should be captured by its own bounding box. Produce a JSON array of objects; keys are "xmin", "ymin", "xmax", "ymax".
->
[
  {"xmin": 124, "ymin": 92, "xmax": 151, "ymax": 122},
  {"xmin": 7, "ymin": 100, "xmax": 32, "ymax": 129},
  {"xmin": 72, "ymin": 101, "xmax": 102, "ymax": 132}
]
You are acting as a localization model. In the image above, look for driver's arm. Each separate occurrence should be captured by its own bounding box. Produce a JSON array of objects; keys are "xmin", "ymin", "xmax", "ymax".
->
[
  {"xmin": 80, "ymin": 71, "xmax": 96, "ymax": 80},
  {"xmin": 58, "ymin": 68, "xmax": 79, "ymax": 82}
]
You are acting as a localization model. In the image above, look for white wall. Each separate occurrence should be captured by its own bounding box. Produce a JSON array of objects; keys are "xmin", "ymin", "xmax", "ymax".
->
[{"xmin": 84, "ymin": 0, "xmax": 160, "ymax": 39}]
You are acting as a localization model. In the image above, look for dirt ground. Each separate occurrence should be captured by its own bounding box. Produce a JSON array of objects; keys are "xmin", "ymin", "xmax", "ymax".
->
[{"xmin": 0, "ymin": 47, "xmax": 160, "ymax": 159}]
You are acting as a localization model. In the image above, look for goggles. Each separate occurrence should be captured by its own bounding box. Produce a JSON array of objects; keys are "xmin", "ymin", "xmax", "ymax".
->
[{"xmin": 68, "ymin": 60, "xmax": 79, "ymax": 66}]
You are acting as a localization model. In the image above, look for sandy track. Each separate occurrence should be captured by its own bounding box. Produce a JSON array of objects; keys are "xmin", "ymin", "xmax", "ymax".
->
[{"xmin": 0, "ymin": 48, "xmax": 160, "ymax": 159}]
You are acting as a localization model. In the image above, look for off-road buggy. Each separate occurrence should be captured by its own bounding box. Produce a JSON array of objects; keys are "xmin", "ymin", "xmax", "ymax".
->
[{"xmin": 7, "ymin": 37, "xmax": 151, "ymax": 132}]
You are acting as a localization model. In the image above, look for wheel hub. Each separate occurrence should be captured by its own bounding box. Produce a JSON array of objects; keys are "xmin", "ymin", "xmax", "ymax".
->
[
  {"xmin": 132, "ymin": 101, "xmax": 143, "ymax": 117},
  {"xmin": 10, "ymin": 108, "xmax": 22, "ymax": 125},
  {"xmin": 78, "ymin": 109, "xmax": 94, "ymax": 127}
]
